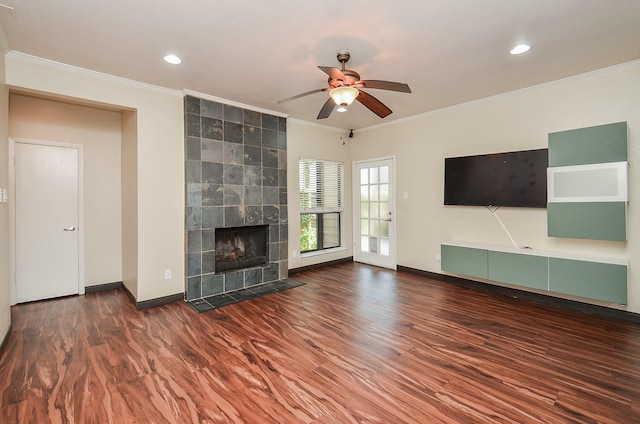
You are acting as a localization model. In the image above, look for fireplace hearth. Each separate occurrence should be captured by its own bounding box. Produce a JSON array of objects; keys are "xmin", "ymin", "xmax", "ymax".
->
[{"xmin": 215, "ymin": 225, "xmax": 268, "ymax": 272}]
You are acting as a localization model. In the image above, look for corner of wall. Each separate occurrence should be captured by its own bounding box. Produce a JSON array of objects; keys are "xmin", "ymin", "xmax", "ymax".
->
[
  {"xmin": 121, "ymin": 109, "xmax": 138, "ymax": 300},
  {"xmin": 0, "ymin": 45, "xmax": 12, "ymax": 344}
]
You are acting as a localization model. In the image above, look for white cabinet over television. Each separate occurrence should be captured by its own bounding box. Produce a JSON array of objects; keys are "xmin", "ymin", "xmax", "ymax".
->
[{"xmin": 547, "ymin": 161, "xmax": 628, "ymax": 203}]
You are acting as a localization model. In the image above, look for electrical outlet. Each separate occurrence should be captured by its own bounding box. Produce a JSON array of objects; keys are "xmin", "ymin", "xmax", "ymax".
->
[
  {"xmin": 292, "ymin": 250, "xmax": 298, "ymax": 258},
  {"xmin": 164, "ymin": 269, "xmax": 172, "ymax": 280},
  {"xmin": 436, "ymin": 253, "xmax": 441, "ymax": 261}
]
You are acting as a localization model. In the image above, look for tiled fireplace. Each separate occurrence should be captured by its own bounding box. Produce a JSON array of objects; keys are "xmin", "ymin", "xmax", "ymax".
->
[{"xmin": 184, "ymin": 95, "xmax": 288, "ymax": 301}]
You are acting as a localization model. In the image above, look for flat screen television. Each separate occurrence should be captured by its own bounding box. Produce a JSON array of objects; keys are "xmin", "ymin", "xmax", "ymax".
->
[{"xmin": 444, "ymin": 148, "xmax": 548, "ymax": 208}]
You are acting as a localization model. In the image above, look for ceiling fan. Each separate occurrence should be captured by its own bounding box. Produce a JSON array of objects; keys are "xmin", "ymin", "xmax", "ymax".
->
[{"xmin": 278, "ymin": 51, "xmax": 412, "ymax": 119}]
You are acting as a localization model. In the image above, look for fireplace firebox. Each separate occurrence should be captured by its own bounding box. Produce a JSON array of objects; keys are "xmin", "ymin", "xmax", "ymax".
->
[{"xmin": 215, "ymin": 225, "xmax": 268, "ymax": 272}]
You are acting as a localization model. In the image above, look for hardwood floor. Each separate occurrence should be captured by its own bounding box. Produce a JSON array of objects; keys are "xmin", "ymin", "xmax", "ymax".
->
[{"xmin": 1, "ymin": 262, "xmax": 639, "ymax": 423}]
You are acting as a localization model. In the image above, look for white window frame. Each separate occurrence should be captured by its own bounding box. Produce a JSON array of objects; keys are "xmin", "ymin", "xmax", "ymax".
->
[{"xmin": 298, "ymin": 158, "xmax": 344, "ymax": 253}]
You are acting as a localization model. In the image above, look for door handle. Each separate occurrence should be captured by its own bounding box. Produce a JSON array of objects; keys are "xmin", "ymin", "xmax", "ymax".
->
[
  {"xmin": 383, "ymin": 218, "xmax": 392, "ymax": 222},
  {"xmin": 63, "ymin": 226, "xmax": 76, "ymax": 231}
]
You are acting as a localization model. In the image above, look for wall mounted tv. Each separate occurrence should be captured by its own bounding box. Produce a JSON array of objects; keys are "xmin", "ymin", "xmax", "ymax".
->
[{"xmin": 444, "ymin": 148, "xmax": 548, "ymax": 208}]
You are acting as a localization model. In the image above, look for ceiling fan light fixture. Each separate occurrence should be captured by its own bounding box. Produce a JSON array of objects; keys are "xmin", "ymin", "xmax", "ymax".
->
[
  {"xmin": 330, "ymin": 86, "xmax": 359, "ymax": 107},
  {"xmin": 336, "ymin": 105, "xmax": 348, "ymax": 113}
]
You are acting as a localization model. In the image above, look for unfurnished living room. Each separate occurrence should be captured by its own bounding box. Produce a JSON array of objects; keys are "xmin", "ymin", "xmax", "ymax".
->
[{"xmin": 1, "ymin": 1, "xmax": 640, "ymax": 423}]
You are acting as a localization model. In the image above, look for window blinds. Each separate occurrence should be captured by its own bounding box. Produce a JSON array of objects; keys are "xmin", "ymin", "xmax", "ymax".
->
[{"xmin": 299, "ymin": 158, "xmax": 343, "ymax": 213}]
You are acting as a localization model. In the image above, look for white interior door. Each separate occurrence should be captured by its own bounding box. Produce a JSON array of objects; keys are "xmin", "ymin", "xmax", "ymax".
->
[
  {"xmin": 353, "ymin": 158, "xmax": 396, "ymax": 269},
  {"xmin": 14, "ymin": 141, "xmax": 81, "ymax": 303}
]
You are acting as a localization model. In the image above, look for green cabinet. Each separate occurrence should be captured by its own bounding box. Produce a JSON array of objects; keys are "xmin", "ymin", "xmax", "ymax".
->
[
  {"xmin": 488, "ymin": 251, "xmax": 548, "ymax": 290},
  {"xmin": 547, "ymin": 122, "xmax": 628, "ymax": 241},
  {"xmin": 441, "ymin": 244, "xmax": 488, "ymax": 279},
  {"xmin": 547, "ymin": 202, "xmax": 627, "ymax": 242},
  {"xmin": 548, "ymin": 122, "xmax": 628, "ymax": 167},
  {"xmin": 549, "ymin": 258, "xmax": 627, "ymax": 304},
  {"xmin": 441, "ymin": 243, "xmax": 627, "ymax": 304}
]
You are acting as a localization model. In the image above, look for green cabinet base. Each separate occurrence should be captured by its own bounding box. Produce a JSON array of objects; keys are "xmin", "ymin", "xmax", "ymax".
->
[
  {"xmin": 441, "ymin": 244, "xmax": 487, "ymax": 279},
  {"xmin": 549, "ymin": 258, "xmax": 627, "ymax": 304},
  {"xmin": 441, "ymin": 243, "xmax": 627, "ymax": 305}
]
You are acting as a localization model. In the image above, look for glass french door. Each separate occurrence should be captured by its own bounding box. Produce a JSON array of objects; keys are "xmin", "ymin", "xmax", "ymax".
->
[{"xmin": 353, "ymin": 158, "xmax": 396, "ymax": 269}]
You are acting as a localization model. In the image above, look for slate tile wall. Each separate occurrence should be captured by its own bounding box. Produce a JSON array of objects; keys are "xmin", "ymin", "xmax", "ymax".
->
[{"xmin": 184, "ymin": 95, "xmax": 288, "ymax": 301}]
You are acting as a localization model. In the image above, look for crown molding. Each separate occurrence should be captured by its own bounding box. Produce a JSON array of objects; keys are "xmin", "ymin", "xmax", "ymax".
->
[
  {"xmin": 5, "ymin": 51, "xmax": 183, "ymax": 97},
  {"xmin": 359, "ymin": 59, "xmax": 640, "ymax": 134}
]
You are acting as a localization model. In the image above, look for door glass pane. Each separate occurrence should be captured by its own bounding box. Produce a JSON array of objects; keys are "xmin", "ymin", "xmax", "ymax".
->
[
  {"xmin": 370, "ymin": 202, "xmax": 379, "ymax": 219},
  {"xmin": 379, "ymin": 184, "xmax": 389, "ymax": 202},
  {"xmin": 380, "ymin": 166, "xmax": 389, "ymax": 183},
  {"xmin": 370, "ymin": 184, "xmax": 379, "ymax": 201},
  {"xmin": 360, "ymin": 185, "xmax": 369, "ymax": 201},
  {"xmin": 360, "ymin": 202, "xmax": 369, "ymax": 218},
  {"xmin": 380, "ymin": 238, "xmax": 390, "ymax": 256},
  {"xmin": 379, "ymin": 202, "xmax": 389, "ymax": 219},
  {"xmin": 369, "ymin": 236, "xmax": 378, "ymax": 253},
  {"xmin": 370, "ymin": 167, "xmax": 379, "ymax": 184},
  {"xmin": 360, "ymin": 168, "xmax": 368, "ymax": 185},
  {"xmin": 380, "ymin": 221, "xmax": 389, "ymax": 237},
  {"xmin": 360, "ymin": 236, "xmax": 370, "ymax": 252},
  {"xmin": 360, "ymin": 219, "xmax": 369, "ymax": 235},
  {"xmin": 370, "ymin": 220, "xmax": 379, "ymax": 237}
]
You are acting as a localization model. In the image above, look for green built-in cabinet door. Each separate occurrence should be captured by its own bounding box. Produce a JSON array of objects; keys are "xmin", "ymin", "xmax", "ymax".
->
[
  {"xmin": 549, "ymin": 257, "xmax": 627, "ymax": 304},
  {"xmin": 488, "ymin": 251, "xmax": 548, "ymax": 290},
  {"xmin": 441, "ymin": 245, "xmax": 488, "ymax": 279},
  {"xmin": 547, "ymin": 202, "xmax": 627, "ymax": 241},
  {"xmin": 548, "ymin": 121, "xmax": 627, "ymax": 241},
  {"xmin": 548, "ymin": 122, "xmax": 627, "ymax": 167}
]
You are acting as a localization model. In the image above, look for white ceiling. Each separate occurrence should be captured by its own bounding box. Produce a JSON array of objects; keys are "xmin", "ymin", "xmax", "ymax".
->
[{"xmin": 1, "ymin": 0, "xmax": 639, "ymax": 130}]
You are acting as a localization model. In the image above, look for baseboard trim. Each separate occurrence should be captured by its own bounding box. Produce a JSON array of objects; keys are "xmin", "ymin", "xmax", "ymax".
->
[
  {"xmin": 85, "ymin": 281, "xmax": 123, "ymax": 293},
  {"xmin": 1, "ymin": 323, "xmax": 12, "ymax": 358},
  {"xmin": 397, "ymin": 265, "xmax": 640, "ymax": 325},
  {"xmin": 289, "ymin": 256, "xmax": 354, "ymax": 275},
  {"xmin": 135, "ymin": 292, "xmax": 184, "ymax": 310}
]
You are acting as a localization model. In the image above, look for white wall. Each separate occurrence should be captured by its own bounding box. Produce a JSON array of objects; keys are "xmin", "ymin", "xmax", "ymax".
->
[
  {"xmin": 287, "ymin": 121, "xmax": 353, "ymax": 269},
  {"xmin": 8, "ymin": 93, "xmax": 123, "ymax": 287},
  {"xmin": 0, "ymin": 39, "xmax": 11, "ymax": 343},
  {"xmin": 351, "ymin": 61, "xmax": 640, "ymax": 313},
  {"xmin": 4, "ymin": 52, "xmax": 185, "ymax": 302}
]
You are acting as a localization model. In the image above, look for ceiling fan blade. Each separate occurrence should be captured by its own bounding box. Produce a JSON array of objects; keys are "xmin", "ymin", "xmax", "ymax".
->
[
  {"xmin": 317, "ymin": 97, "xmax": 335, "ymax": 119},
  {"xmin": 278, "ymin": 87, "xmax": 329, "ymax": 104},
  {"xmin": 357, "ymin": 80, "xmax": 412, "ymax": 93},
  {"xmin": 356, "ymin": 90, "xmax": 393, "ymax": 118},
  {"xmin": 318, "ymin": 66, "xmax": 347, "ymax": 82}
]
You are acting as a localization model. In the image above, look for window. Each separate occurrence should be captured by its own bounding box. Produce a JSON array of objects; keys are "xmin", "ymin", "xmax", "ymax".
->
[{"xmin": 299, "ymin": 158, "xmax": 343, "ymax": 253}]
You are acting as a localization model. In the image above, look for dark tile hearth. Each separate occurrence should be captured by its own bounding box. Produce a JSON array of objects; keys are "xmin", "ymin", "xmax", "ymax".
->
[{"xmin": 188, "ymin": 279, "xmax": 304, "ymax": 313}]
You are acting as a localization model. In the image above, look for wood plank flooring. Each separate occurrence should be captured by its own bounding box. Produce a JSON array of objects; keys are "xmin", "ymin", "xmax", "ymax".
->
[{"xmin": 1, "ymin": 262, "xmax": 639, "ymax": 423}]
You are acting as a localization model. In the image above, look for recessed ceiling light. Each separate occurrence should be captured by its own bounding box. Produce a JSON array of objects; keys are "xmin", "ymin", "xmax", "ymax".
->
[
  {"xmin": 164, "ymin": 54, "xmax": 182, "ymax": 65},
  {"xmin": 510, "ymin": 44, "xmax": 531, "ymax": 55}
]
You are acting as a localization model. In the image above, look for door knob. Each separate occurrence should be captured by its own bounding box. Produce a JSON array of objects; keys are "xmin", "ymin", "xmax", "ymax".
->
[{"xmin": 63, "ymin": 226, "xmax": 76, "ymax": 231}]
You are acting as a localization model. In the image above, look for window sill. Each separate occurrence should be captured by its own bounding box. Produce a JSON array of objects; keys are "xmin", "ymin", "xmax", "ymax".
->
[{"xmin": 300, "ymin": 246, "xmax": 348, "ymax": 259}]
